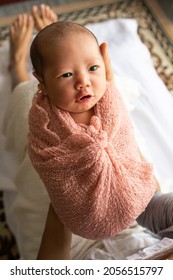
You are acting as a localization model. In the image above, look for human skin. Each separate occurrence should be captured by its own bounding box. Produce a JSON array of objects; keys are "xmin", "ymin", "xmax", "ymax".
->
[
  {"xmin": 9, "ymin": 4, "xmax": 57, "ymax": 89},
  {"xmin": 33, "ymin": 32, "xmax": 108, "ymax": 125}
]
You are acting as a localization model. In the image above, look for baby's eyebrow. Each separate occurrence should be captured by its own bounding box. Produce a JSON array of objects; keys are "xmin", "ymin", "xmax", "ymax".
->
[
  {"xmin": 56, "ymin": 68, "xmax": 72, "ymax": 75},
  {"xmin": 86, "ymin": 58, "xmax": 103, "ymax": 65}
]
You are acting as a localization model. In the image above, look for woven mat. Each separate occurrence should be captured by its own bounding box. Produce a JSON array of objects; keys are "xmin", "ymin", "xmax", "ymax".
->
[{"xmin": 0, "ymin": 0, "xmax": 173, "ymax": 260}]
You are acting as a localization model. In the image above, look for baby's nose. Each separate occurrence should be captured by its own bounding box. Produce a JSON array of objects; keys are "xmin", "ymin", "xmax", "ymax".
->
[{"xmin": 75, "ymin": 74, "xmax": 91, "ymax": 90}]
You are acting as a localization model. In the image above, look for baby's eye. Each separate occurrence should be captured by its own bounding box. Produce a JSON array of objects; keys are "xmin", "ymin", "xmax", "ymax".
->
[
  {"xmin": 62, "ymin": 72, "xmax": 72, "ymax": 78},
  {"xmin": 89, "ymin": 65, "xmax": 99, "ymax": 71}
]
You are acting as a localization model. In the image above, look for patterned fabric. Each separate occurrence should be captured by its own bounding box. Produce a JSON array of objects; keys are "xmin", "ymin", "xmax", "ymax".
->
[{"xmin": 0, "ymin": 191, "xmax": 19, "ymax": 259}]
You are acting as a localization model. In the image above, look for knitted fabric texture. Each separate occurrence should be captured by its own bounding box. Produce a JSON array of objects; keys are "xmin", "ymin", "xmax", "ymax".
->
[{"xmin": 28, "ymin": 82, "xmax": 156, "ymax": 239}]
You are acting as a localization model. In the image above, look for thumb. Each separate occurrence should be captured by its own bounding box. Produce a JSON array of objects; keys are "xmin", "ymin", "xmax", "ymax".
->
[{"xmin": 100, "ymin": 42, "xmax": 114, "ymax": 83}]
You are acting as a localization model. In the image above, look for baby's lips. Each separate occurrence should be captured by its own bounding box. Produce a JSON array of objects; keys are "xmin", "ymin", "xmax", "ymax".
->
[
  {"xmin": 76, "ymin": 93, "xmax": 93, "ymax": 103},
  {"xmin": 76, "ymin": 89, "xmax": 93, "ymax": 101}
]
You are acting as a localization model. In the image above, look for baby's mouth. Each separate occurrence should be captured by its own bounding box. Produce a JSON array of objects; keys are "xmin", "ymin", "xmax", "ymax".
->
[
  {"xmin": 76, "ymin": 94, "xmax": 93, "ymax": 103},
  {"xmin": 80, "ymin": 95, "xmax": 92, "ymax": 100}
]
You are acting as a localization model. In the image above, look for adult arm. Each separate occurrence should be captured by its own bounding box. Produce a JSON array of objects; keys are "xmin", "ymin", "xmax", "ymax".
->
[{"xmin": 37, "ymin": 203, "xmax": 72, "ymax": 260}]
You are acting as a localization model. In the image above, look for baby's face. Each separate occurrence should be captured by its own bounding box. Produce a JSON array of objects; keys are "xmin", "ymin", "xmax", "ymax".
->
[{"xmin": 40, "ymin": 32, "xmax": 107, "ymax": 114}]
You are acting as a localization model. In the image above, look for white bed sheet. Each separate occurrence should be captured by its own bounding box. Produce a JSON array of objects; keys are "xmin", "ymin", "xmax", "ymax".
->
[{"xmin": 0, "ymin": 18, "xmax": 173, "ymax": 260}]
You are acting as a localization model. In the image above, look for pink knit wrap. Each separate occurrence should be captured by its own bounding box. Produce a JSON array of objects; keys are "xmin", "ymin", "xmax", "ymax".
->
[{"xmin": 28, "ymin": 82, "xmax": 156, "ymax": 239}]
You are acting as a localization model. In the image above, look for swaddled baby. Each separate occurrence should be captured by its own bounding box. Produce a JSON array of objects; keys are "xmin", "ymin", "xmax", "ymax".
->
[{"xmin": 28, "ymin": 22, "xmax": 156, "ymax": 239}]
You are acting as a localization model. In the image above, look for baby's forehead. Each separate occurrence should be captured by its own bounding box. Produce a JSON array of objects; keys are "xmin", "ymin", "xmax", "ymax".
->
[
  {"xmin": 35, "ymin": 22, "xmax": 100, "ymax": 64},
  {"xmin": 43, "ymin": 28, "xmax": 96, "ymax": 45},
  {"xmin": 40, "ymin": 30, "xmax": 99, "ymax": 59}
]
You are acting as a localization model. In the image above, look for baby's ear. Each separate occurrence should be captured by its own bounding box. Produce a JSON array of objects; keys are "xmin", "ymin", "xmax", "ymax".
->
[
  {"xmin": 32, "ymin": 71, "xmax": 47, "ymax": 95},
  {"xmin": 32, "ymin": 71, "xmax": 43, "ymax": 83},
  {"xmin": 99, "ymin": 42, "xmax": 114, "ymax": 83}
]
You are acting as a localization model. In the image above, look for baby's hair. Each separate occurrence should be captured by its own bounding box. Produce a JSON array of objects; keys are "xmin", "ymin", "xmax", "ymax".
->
[{"xmin": 30, "ymin": 21, "xmax": 99, "ymax": 77}]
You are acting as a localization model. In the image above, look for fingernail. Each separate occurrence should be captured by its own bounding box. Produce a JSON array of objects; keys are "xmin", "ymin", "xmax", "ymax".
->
[{"xmin": 32, "ymin": 5, "xmax": 37, "ymax": 11}]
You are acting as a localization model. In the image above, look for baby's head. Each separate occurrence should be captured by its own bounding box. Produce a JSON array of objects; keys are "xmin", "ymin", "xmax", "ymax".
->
[{"xmin": 30, "ymin": 21, "xmax": 107, "ymax": 114}]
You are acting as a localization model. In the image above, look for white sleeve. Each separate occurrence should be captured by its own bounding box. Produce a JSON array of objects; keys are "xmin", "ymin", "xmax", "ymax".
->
[
  {"xmin": 3, "ymin": 80, "xmax": 37, "ymax": 161},
  {"xmin": 3, "ymin": 80, "xmax": 50, "ymax": 259}
]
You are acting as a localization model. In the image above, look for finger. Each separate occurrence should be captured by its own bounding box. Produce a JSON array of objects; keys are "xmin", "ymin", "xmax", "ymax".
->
[{"xmin": 100, "ymin": 42, "xmax": 114, "ymax": 82}]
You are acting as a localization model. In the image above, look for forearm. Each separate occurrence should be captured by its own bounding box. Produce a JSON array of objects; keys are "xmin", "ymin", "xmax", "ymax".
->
[{"xmin": 37, "ymin": 204, "xmax": 72, "ymax": 260}]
